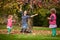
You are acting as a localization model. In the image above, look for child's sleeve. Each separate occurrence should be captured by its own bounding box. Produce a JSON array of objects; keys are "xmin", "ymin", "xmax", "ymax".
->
[{"xmin": 27, "ymin": 15, "xmax": 30, "ymax": 18}]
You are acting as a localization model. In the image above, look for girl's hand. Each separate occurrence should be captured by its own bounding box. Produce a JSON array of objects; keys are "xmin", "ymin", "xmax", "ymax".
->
[
  {"xmin": 13, "ymin": 20, "xmax": 16, "ymax": 23},
  {"xmin": 47, "ymin": 17, "xmax": 51, "ymax": 19}
]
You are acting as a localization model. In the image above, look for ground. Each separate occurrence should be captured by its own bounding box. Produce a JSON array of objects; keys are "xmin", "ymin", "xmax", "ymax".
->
[
  {"xmin": 0, "ymin": 29, "xmax": 60, "ymax": 35},
  {"xmin": 0, "ymin": 25, "xmax": 60, "ymax": 40}
]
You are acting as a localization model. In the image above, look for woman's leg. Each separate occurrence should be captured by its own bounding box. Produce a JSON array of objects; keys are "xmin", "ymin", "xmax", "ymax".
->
[{"xmin": 21, "ymin": 24, "xmax": 27, "ymax": 33}]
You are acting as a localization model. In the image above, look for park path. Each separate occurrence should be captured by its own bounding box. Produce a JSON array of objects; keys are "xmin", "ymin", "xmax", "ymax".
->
[{"xmin": 0, "ymin": 29, "xmax": 60, "ymax": 35}]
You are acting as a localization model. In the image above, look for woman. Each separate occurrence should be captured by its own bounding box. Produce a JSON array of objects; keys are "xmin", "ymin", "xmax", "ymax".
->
[{"xmin": 21, "ymin": 10, "xmax": 38, "ymax": 33}]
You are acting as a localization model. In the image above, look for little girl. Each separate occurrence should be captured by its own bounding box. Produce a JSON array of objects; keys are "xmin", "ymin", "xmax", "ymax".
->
[
  {"xmin": 7, "ymin": 15, "xmax": 15, "ymax": 34},
  {"xmin": 48, "ymin": 8, "xmax": 57, "ymax": 37}
]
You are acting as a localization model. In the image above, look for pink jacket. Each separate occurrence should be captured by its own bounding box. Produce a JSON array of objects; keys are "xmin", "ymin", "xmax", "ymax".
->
[
  {"xmin": 49, "ymin": 13, "xmax": 56, "ymax": 25},
  {"xmin": 7, "ymin": 19, "xmax": 12, "ymax": 27}
]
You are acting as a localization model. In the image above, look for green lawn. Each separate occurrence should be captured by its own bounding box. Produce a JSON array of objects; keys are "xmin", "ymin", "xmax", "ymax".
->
[
  {"xmin": 0, "ymin": 34, "xmax": 60, "ymax": 40},
  {"xmin": 0, "ymin": 25, "xmax": 60, "ymax": 30},
  {"xmin": 0, "ymin": 25, "xmax": 60, "ymax": 40}
]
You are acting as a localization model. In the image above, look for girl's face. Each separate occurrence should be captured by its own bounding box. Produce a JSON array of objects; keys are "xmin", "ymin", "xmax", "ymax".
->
[
  {"xmin": 50, "ymin": 11, "xmax": 53, "ymax": 14},
  {"xmin": 10, "ymin": 16, "xmax": 13, "ymax": 19},
  {"xmin": 50, "ymin": 8, "xmax": 56, "ymax": 14},
  {"xmin": 50, "ymin": 10, "xmax": 56, "ymax": 14}
]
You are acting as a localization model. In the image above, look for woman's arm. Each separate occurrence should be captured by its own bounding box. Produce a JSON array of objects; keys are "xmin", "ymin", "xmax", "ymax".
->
[{"xmin": 30, "ymin": 14, "xmax": 38, "ymax": 17}]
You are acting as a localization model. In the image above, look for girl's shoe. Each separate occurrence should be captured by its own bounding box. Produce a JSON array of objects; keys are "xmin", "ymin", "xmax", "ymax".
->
[
  {"xmin": 52, "ymin": 34, "xmax": 56, "ymax": 37},
  {"xmin": 7, "ymin": 32, "xmax": 10, "ymax": 34}
]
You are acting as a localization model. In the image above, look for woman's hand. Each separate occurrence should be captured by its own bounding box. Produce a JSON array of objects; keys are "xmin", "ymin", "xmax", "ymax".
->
[
  {"xmin": 31, "ymin": 15, "xmax": 35, "ymax": 17},
  {"xmin": 31, "ymin": 14, "xmax": 38, "ymax": 17},
  {"xmin": 35, "ymin": 14, "xmax": 38, "ymax": 16}
]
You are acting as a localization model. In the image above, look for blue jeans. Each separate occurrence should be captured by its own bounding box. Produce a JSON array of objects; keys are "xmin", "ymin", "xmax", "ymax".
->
[
  {"xmin": 22, "ymin": 24, "xmax": 28, "ymax": 29},
  {"xmin": 21, "ymin": 24, "xmax": 28, "ymax": 32}
]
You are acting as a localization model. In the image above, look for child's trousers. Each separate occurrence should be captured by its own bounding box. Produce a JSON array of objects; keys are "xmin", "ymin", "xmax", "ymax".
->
[
  {"xmin": 7, "ymin": 28, "xmax": 11, "ymax": 33},
  {"xmin": 52, "ymin": 28, "xmax": 56, "ymax": 37},
  {"xmin": 7, "ymin": 26, "xmax": 12, "ymax": 34}
]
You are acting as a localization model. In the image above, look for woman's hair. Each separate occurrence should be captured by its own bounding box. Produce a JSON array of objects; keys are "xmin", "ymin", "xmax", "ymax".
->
[
  {"xmin": 50, "ymin": 8, "xmax": 56, "ymax": 13},
  {"xmin": 8, "ymin": 15, "xmax": 13, "ymax": 19},
  {"xmin": 22, "ymin": 10, "xmax": 30, "ymax": 16}
]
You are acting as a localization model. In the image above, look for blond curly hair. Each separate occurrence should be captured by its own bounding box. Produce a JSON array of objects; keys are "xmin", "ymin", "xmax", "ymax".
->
[{"xmin": 50, "ymin": 8, "xmax": 56, "ymax": 13}]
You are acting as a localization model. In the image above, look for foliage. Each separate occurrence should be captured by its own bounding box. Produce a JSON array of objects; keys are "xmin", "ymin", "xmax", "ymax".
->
[{"xmin": 0, "ymin": 0, "xmax": 60, "ymax": 27}]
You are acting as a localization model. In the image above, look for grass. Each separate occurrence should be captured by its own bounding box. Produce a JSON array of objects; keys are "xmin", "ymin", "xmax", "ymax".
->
[
  {"xmin": 0, "ymin": 25, "xmax": 60, "ymax": 30},
  {"xmin": 0, "ymin": 25, "xmax": 60, "ymax": 40},
  {"xmin": 33, "ymin": 27, "xmax": 60, "ymax": 30},
  {"xmin": 0, "ymin": 34, "xmax": 60, "ymax": 40}
]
